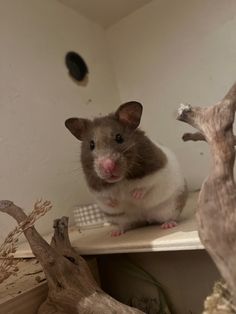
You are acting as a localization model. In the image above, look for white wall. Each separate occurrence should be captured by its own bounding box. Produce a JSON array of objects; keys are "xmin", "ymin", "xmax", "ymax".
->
[
  {"xmin": 0, "ymin": 0, "xmax": 120, "ymax": 240},
  {"xmin": 107, "ymin": 0, "xmax": 236, "ymax": 190},
  {"xmin": 2, "ymin": 0, "xmax": 236, "ymax": 242}
]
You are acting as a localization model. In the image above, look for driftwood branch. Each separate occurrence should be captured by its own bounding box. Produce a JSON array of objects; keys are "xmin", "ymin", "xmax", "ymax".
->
[
  {"xmin": 182, "ymin": 131, "xmax": 236, "ymax": 145},
  {"xmin": 182, "ymin": 132, "xmax": 206, "ymax": 142},
  {"xmin": 0, "ymin": 201, "xmax": 143, "ymax": 314},
  {"xmin": 203, "ymin": 282, "xmax": 236, "ymax": 313},
  {"xmin": 177, "ymin": 82, "xmax": 236, "ymax": 307}
]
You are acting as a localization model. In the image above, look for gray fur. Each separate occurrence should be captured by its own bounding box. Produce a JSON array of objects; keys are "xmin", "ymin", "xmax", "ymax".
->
[
  {"xmin": 66, "ymin": 113, "xmax": 167, "ymax": 191},
  {"xmin": 65, "ymin": 102, "xmax": 167, "ymax": 192}
]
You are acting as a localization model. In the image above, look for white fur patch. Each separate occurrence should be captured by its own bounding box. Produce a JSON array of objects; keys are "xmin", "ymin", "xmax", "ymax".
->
[{"xmin": 91, "ymin": 142, "xmax": 186, "ymax": 225}]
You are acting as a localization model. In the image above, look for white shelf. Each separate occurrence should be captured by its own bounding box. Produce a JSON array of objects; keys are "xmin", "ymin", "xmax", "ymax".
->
[{"xmin": 14, "ymin": 192, "xmax": 203, "ymax": 258}]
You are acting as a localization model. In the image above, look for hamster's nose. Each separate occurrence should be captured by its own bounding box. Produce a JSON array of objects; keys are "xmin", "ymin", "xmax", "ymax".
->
[{"xmin": 99, "ymin": 158, "xmax": 116, "ymax": 173}]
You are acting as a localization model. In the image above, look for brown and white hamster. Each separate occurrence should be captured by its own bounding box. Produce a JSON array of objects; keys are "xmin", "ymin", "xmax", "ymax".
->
[{"xmin": 65, "ymin": 101, "xmax": 187, "ymax": 236}]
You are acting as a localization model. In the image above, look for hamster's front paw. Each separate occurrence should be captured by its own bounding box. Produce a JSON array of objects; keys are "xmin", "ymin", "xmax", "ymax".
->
[
  {"xmin": 104, "ymin": 197, "xmax": 119, "ymax": 208},
  {"xmin": 110, "ymin": 229, "xmax": 125, "ymax": 237},
  {"xmin": 131, "ymin": 188, "xmax": 145, "ymax": 200},
  {"xmin": 161, "ymin": 220, "xmax": 177, "ymax": 229}
]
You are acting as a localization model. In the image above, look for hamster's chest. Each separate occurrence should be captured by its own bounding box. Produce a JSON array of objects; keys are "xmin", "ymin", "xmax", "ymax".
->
[
  {"xmin": 98, "ymin": 181, "xmax": 134, "ymax": 204},
  {"xmin": 93, "ymin": 178, "xmax": 155, "ymax": 209},
  {"xmin": 92, "ymin": 162, "xmax": 181, "ymax": 210}
]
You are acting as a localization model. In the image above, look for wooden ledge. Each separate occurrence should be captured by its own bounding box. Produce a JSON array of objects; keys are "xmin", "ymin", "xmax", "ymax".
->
[{"xmin": 14, "ymin": 192, "xmax": 203, "ymax": 258}]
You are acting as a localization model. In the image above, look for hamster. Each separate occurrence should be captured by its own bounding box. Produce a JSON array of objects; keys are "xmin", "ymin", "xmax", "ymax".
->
[{"xmin": 65, "ymin": 101, "xmax": 187, "ymax": 236}]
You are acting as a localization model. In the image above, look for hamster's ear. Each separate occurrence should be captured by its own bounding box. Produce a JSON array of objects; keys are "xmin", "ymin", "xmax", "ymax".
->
[
  {"xmin": 115, "ymin": 101, "xmax": 143, "ymax": 129},
  {"xmin": 65, "ymin": 118, "xmax": 90, "ymax": 141}
]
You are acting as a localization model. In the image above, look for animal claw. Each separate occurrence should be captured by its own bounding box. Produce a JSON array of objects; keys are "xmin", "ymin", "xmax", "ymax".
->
[
  {"xmin": 111, "ymin": 230, "xmax": 124, "ymax": 237},
  {"xmin": 131, "ymin": 188, "xmax": 145, "ymax": 200},
  {"xmin": 161, "ymin": 221, "xmax": 177, "ymax": 229}
]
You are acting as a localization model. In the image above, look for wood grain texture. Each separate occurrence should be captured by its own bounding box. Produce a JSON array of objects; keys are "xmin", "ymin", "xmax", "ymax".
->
[
  {"xmin": 177, "ymin": 82, "xmax": 236, "ymax": 305},
  {"xmin": 0, "ymin": 201, "xmax": 143, "ymax": 314}
]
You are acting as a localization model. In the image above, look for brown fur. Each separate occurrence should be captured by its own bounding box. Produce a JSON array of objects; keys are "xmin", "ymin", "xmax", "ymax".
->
[
  {"xmin": 65, "ymin": 102, "xmax": 167, "ymax": 192},
  {"xmin": 80, "ymin": 114, "xmax": 167, "ymax": 191}
]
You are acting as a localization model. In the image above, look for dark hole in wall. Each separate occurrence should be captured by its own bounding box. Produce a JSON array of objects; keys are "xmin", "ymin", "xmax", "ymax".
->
[{"xmin": 65, "ymin": 51, "xmax": 88, "ymax": 82}]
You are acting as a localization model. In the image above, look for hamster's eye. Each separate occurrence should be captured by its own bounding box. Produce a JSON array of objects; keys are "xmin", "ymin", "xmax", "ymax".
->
[
  {"xmin": 115, "ymin": 133, "xmax": 124, "ymax": 144},
  {"xmin": 90, "ymin": 140, "xmax": 95, "ymax": 150}
]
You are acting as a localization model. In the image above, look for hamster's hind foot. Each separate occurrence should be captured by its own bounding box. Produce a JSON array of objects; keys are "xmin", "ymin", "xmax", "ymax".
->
[
  {"xmin": 161, "ymin": 220, "xmax": 177, "ymax": 229},
  {"xmin": 111, "ymin": 229, "xmax": 125, "ymax": 237}
]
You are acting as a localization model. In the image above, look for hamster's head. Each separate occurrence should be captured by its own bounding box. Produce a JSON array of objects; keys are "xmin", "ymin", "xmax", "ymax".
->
[{"xmin": 65, "ymin": 101, "xmax": 143, "ymax": 184}]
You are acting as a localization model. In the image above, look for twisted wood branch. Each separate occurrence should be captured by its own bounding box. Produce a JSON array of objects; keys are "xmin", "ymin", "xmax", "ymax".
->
[
  {"xmin": 177, "ymin": 82, "xmax": 236, "ymax": 305},
  {"xmin": 0, "ymin": 201, "xmax": 143, "ymax": 314}
]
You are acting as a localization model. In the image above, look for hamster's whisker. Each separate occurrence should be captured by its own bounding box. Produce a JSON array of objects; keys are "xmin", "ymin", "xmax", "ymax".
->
[
  {"xmin": 129, "ymin": 152, "xmax": 144, "ymax": 162},
  {"xmin": 126, "ymin": 160, "xmax": 142, "ymax": 175},
  {"xmin": 122, "ymin": 143, "xmax": 136, "ymax": 153}
]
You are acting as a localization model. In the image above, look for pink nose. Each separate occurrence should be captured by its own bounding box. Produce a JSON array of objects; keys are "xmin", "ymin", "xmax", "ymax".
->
[{"xmin": 100, "ymin": 158, "xmax": 116, "ymax": 173}]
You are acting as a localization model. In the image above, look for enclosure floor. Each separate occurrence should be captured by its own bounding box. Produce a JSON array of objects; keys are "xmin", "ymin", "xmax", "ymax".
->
[
  {"xmin": 0, "ymin": 258, "xmax": 47, "ymax": 313},
  {"xmin": 14, "ymin": 192, "xmax": 203, "ymax": 257}
]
